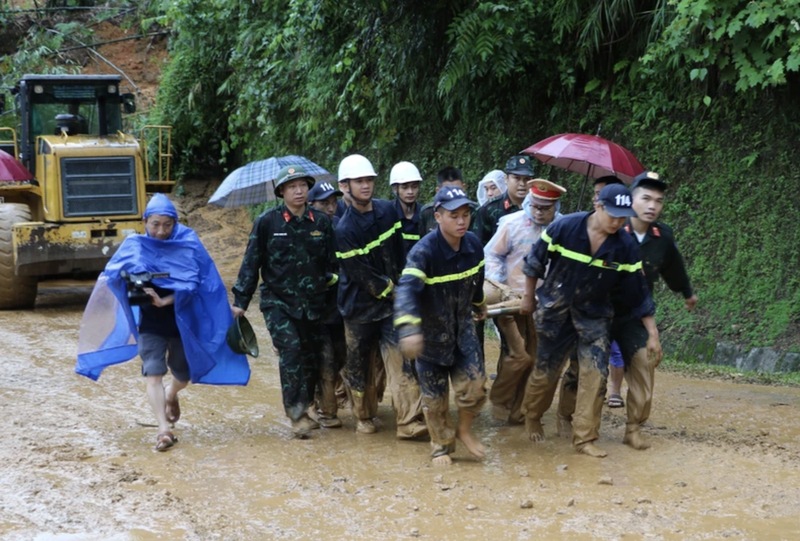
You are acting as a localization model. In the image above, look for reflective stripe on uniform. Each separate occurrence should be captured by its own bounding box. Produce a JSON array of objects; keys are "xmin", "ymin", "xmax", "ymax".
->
[
  {"xmin": 336, "ymin": 221, "xmax": 402, "ymax": 259},
  {"xmin": 402, "ymin": 260, "xmax": 485, "ymax": 285},
  {"xmin": 541, "ymin": 231, "xmax": 642, "ymax": 273},
  {"xmin": 401, "ymin": 267, "xmax": 427, "ymax": 281},
  {"xmin": 394, "ymin": 315, "xmax": 422, "ymax": 327},
  {"xmin": 402, "ymin": 233, "xmax": 421, "ymax": 241},
  {"xmin": 326, "ymin": 273, "xmax": 339, "ymax": 287},
  {"xmin": 377, "ymin": 280, "xmax": 394, "ymax": 299}
]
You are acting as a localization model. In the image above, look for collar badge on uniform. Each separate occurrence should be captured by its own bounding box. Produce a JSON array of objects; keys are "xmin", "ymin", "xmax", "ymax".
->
[
  {"xmin": 283, "ymin": 210, "xmax": 291, "ymax": 222},
  {"xmin": 504, "ymin": 198, "xmax": 510, "ymax": 210},
  {"xmin": 652, "ymin": 225, "xmax": 660, "ymax": 237}
]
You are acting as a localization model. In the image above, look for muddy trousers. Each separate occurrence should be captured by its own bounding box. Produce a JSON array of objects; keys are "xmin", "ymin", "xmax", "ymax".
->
[
  {"xmin": 317, "ymin": 323, "xmax": 347, "ymax": 420},
  {"xmin": 417, "ymin": 352, "xmax": 487, "ymax": 457},
  {"xmin": 344, "ymin": 317, "xmax": 427, "ymax": 438},
  {"xmin": 557, "ymin": 315, "xmax": 653, "ymax": 436},
  {"xmin": 521, "ymin": 314, "xmax": 609, "ymax": 447},
  {"xmin": 490, "ymin": 314, "xmax": 537, "ymax": 423},
  {"xmin": 263, "ymin": 308, "xmax": 322, "ymax": 422}
]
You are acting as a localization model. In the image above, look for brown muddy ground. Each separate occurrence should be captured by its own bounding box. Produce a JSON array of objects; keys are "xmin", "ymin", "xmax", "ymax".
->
[{"xmin": 2, "ymin": 185, "xmax": 800, "ymax": 540}]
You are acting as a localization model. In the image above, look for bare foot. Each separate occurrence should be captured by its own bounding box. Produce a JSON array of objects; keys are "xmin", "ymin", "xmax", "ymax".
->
[
  {"xmin": 456, "ymin": 428, "xmax": 486, "ymax": 459},
  {"xmin": 525, "ymin": 418, "xmax": 545, "ymax": 442},
  {"xmin": 623, "ymin": 431, "xmax": 651, "ymax": 450},
  {"xmin": 432, "ymin": 454, "xmax": 453, "ymax": 467},
  {"xmin": 556, "ymin": 417, "xmax": 572, "ymax": 440},
  {"xmin": 576, "ymin": 443, "xmax": 608, "ymax": 458}
]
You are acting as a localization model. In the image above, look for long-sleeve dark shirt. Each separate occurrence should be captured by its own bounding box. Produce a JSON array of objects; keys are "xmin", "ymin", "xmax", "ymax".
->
[
  {"xmin": 394, "ymin": 198, "xmax": 422, "ymax": 254},
  {"xmin": 472, "ymin": 193, "xmax": 521, "ymax": 245},
  {"xmin": 232, "ymin": 204, "xmax": 336, "ymax": 320},
  {"xmin": 612, "ymin": 220, "xmax": 694, "ymax": 315},
  {"xmin": 523, "ymin": 212, "xmax": 655, "ymax": 331},
  {"xmin": 336, "ymin": 199, "xmax": 406, "ymax": 323},
  {"xmin": 394, "ymin": 228, "xmax": 485, "ymax": 366}
]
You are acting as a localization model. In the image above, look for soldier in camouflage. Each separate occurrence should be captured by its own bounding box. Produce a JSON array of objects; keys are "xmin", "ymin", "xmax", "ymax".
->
[{"xmin": 232, "ymin": 165, "xmax": 337, "ymax": 437}]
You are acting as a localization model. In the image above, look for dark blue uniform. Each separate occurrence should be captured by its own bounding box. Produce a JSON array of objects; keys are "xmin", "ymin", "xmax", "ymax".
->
[
  {"xmin": 520, "ymin": 211, "xmax": 654, "ymax": 447},
  {"xmin": 393, "ymin": 198, "xmax": 422, "ymax": 254},
  {"xmin": 335, "ymin": 199, "xmax": 426, "ymax": 438},
  {"xmin": 394, "ymin": 228, "xmax": 487, "ymax": 456}
]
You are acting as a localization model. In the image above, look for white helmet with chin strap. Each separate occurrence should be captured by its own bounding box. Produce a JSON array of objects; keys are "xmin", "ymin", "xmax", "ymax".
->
[
  {"xmin": 338, "ymin": 154, "xmax": 377, "ymax": 181},
  {"xmin": 389, "ymin": 161, "xmax": 422, "ymax": 185}
]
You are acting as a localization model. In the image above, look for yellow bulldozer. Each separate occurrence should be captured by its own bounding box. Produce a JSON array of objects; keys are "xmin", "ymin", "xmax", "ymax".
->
[{"xmin": 0, "ymin": 74, "xmax": 172, "ymax": 309}]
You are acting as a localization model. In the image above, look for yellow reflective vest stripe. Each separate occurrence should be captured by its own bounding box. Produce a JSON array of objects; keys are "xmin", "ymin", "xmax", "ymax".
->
[
  {"xmin": 336, "ymin": 221, "xmax": 402, "ymax": 259},
  {"xmin": 541, "ymin": 231, "xmax": 642, "ymax": 273},
  {"xmin": 401, "ymin": 259, "xmax": 485, "ymax": 285}
]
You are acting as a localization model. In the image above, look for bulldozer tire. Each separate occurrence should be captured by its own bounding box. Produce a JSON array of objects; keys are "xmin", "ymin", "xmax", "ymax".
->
[{"xmin": 0, "ymin": 203, "xmax": 38, "ymax": 309}]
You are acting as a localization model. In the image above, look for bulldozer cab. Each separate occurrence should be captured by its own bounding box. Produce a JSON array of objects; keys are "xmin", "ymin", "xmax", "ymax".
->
[
  {"xmin": 19, "ymin": 75, "xmax": 126, "ymax": 174},
  {"xmin": 0, "ymin": 74, "xmax": 174, "ymax": 309}
]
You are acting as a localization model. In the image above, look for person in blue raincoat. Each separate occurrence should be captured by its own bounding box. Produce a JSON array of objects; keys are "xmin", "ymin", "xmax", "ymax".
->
[{"xmin": 75, "ymin": 194, "xmax": 250, "ymax": 452}]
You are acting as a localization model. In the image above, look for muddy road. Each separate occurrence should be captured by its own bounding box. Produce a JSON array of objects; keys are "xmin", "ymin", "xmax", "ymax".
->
[{"xmin": 2, "ymin": 191, "xmax": 800, "ymax": 540}]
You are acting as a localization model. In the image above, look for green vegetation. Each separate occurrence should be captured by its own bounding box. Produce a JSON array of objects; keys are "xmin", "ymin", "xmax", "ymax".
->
[
  {"xmin": 660, "ymin": 357, "xmax": 800, "ymax": 388},
  {"xmin": 2, "ymin": 1, "xmax": 799, "ymax": 351}
]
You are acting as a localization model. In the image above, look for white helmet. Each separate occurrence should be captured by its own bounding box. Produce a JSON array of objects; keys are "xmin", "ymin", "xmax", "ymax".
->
[
  {"xmin": 389, "ymin": 161, "xmax": 422, "ymax": 185},
  {"xmin": 338, "ymin": 154, "xmax": 377, "ymax": 181}
]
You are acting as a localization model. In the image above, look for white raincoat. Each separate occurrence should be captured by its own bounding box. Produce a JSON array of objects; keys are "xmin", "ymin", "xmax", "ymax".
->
[{"xmin": 484, "ymin": 194, "xmax": 562, "ymax": 293}]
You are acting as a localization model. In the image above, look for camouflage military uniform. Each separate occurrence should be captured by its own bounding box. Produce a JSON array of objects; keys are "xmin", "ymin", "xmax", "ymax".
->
[
  {"xmin": 233, "ymin": 204, "xmax": 336, "ymax": 422},
  {"xmin": 394, "ymin": 228, "xmax": 487, "ymax": 457}
]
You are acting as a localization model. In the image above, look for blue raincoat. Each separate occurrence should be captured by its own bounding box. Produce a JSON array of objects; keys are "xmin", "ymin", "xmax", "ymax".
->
[{"xmin": 75, "ymin": 194, "xmax": 250, "ymax": 385}]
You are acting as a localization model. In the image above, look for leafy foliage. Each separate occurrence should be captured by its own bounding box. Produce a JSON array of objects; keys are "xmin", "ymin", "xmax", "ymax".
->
[{"xmin": 644, "ymin": 0, "xmax": 800, "ymax": 91}]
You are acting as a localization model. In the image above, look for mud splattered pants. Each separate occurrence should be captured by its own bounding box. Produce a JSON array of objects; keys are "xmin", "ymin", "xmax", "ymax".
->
[
  {"xmin": 491, "ymin": 314, "xmax": 537, "ymax": 424},
  {"xmin": 521, "ymin": 310, "xmax": 610, "ymax": 448},
  {"xmin": 344, "ymin": 317, "xmax": 427, "ymax": 439},
  {"xmin": 417, "ymin": 350, "xmax": 487, "ymax": 458},
  {"xmin": 558, "ymin": 314, "xmax": 653, "ymax": 437},
  {"xmin": 263, "ymin": 308, "xmax": 322, "ymax": 422},
  {"xmin": 317, "ymin": 322, "xmax": 347, "ymax": 421}
]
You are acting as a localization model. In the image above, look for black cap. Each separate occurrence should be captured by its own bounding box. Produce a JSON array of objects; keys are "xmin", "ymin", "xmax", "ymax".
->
[
  {"xmin": 308, "ymin": 181, "xmax": 342, "ymax": 202},
  {"xmin": 434, "ymin": 186, "xmax": 477, "ymax": 211},
  {"xmin": 597, "ymin": 184, "xmax": 637, "ymax": 218},
  {"xmin": 505, "ymin": 155, "xmax": 535, "ymax": 176},
  {"xmin": 630, "ymin": 171, "xmax": 666, "ymax": 192}
]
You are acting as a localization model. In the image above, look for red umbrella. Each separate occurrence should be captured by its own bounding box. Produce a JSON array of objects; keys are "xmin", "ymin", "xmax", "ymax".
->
[
  {"xmin": 521, "ymin": 133, "xmax": 645, "ymax": 209},
  {"xmin": 522, "ymin": 133, "xmax": 644, "ymax": 182},
  {"xmin": 0, "ymin": 149, "xmax": 34, "ymax": 182}
]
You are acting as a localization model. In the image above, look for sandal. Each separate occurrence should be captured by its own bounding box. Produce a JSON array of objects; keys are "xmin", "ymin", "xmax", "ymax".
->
[
  {"xmin": 155, "ymin": 431, "xmax": 177, "ymax": 452},
  {"xmin": 607, "ymin": 394, "xmax": 625, "ymax": 408},
  {"xmin": 165, "ymin": 394, "xmax": 181, "ymax": 424}
]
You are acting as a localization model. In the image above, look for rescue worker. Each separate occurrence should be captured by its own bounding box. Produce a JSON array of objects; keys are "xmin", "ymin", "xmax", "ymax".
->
[
  {"xmin": 335, "ymin": 154, "xmax": 427, "ymax": 438},
  {"xmin": 485, "ymin": 179, "xmax": 566, "ymax": 424},
  {"xmin": 477, "ymin": 170, "xmax": 507, "ymax": 206},
  {"xmin": 519, "ymin": 184, "xmax": 662, "ymax": 458},
  {"xmin": 395, "ymin": 187, "xmax": 488, "ymax": 466},
  {"xmin": 591, "ymin": 175, "xmax": 625, "ymax": 408},
  {"xmin": 232, "ymin": 165, "xmax": 337, "ymax": 437},
  {"xmin": 420, "ymin": 166, "xmax": 468, "ymax": 233},
  {"xmin": 472, "ymin": 155, "xmax": 534, "ymax": 245},
  {"xmin": 390, "ymin": 161, "xmax": 424, "ymax": 253},
  {"xmin": 558, "ymin": 171, "xmax": 697, "ymax": 450},
  {"xmin": 308, "ymin": 181, "xmax": 347, "ymax": 427}
]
